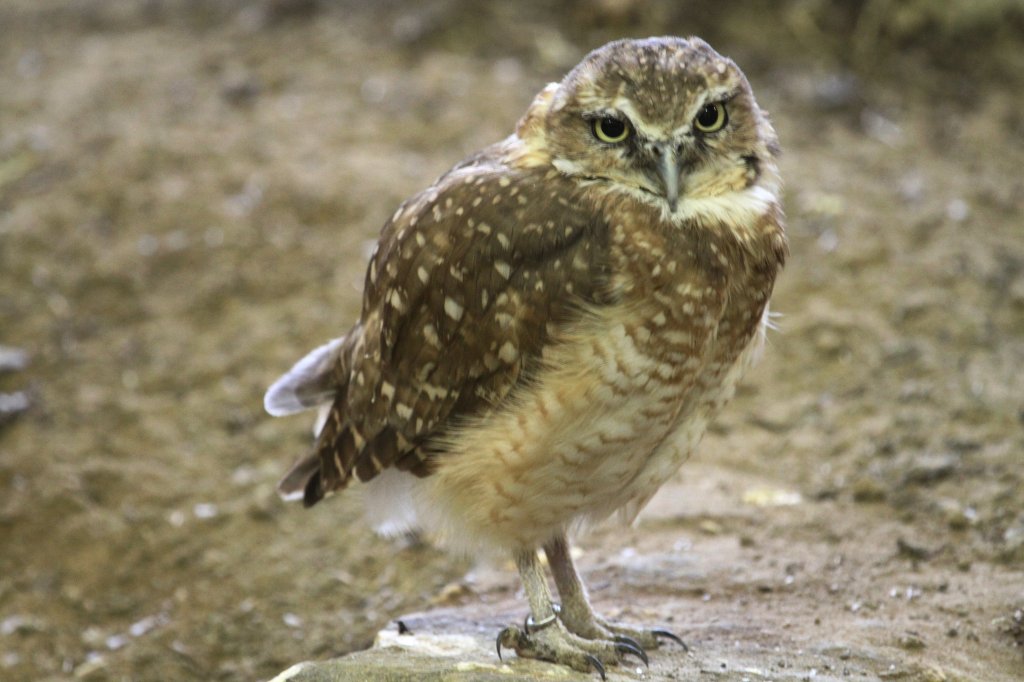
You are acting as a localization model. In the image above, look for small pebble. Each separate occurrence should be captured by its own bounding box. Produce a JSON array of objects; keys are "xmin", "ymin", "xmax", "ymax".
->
[
  {"xmin": 105, "ymin": 634, "xmax": 128, "ymax": 651},
  {"xmin": 1, "ymin": 615, "xmax": 42, "ymax": 636},
  {"xmin": 0, "ymin": 392, "xmax": 30, "ymax": 420},
  {"xmin": 946, "ymin": 199, "xmax": 970, "ymax": 222},
  {"xmin": 897, "ymin": 538, "xmax": 933, "ymax": 561},
  {"xmin": 896, "ymin": 631, "xmax": 925, "ymax": 650},
  {"xmin": 0, "ymin": 347, "xmax": 28, "ymax": 372},
  {"xmin": 193, "ymin": 503, "xmax": 219, "ymax": 519}
]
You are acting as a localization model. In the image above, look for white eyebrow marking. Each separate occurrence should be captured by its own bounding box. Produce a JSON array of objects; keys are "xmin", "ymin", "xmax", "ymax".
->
[{"xmin": 610, "ymin": 97, "xmax": 670, "ymax": 139}]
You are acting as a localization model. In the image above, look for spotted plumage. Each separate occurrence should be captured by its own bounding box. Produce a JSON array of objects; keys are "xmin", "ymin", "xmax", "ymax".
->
[{"xmin": 265, "ymin": 36, "xmax": 786, "ymax": 674}]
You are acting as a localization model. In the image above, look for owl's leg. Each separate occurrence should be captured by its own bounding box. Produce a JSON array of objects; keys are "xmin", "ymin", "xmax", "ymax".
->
[
  {"xmin": 544, "ymin": 533, "xmax": 688, "ymax": 652},
  {"xmin": 496, "ymin": 547, "xmax": 646, "ymax": 678}
]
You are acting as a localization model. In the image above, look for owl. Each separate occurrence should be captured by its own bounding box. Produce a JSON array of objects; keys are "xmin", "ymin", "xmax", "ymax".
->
[{"xmin": 265, "ymin": 36, "xmax": 786, "ymax": 676}]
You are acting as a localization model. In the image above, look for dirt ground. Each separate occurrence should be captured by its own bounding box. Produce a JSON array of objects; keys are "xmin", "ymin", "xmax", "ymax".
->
[{"xmin": 1, "ymin": 1, "xmax": 1022, "ymax": 680}]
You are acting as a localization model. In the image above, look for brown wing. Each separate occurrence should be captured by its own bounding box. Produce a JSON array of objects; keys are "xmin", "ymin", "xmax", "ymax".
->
[{"xmin": 297, "ymin": 155, "xmax": 613, "ymax": 505}]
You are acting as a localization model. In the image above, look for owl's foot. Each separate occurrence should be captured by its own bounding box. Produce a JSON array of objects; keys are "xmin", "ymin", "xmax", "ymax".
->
[
  {"xmin": 542, "ymin": 534, "xmax": 689, "ymax": 654},
  {"xmin": 565, "ymin": 613, "xmax": 688, "ymax": 653},
  {"xmin": 496, "ymin": 620, "xmax": 647, "ymax": 679}
]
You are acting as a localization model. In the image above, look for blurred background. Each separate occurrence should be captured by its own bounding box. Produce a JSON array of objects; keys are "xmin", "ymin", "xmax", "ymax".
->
[{"xmin": 1, "ymin": 1, "xmax": 1023, "ymax": 680}]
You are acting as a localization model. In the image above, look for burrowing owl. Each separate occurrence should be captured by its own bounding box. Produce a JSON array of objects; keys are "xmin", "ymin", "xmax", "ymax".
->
[{"xmin": 265, "ymin": 36, "xmax": 786, "ymax": 675}]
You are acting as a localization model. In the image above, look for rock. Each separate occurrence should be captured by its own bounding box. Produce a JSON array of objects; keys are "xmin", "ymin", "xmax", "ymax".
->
[
  {"xmin": 73, "ymin": 654, "xmax": 107, "ymax": 679},
  {"xmin": 0, "ymin": 392, "xmax": 30, "ymax": 424},
  {"xmin": 900, "ymin": 453, "xmax": 959, "ymax": 486},
  {"xmin": 221, "ymin": 69, "xmax": 261, "ymax": 106},
  {"xmin": 1001, "ymin": 607, "xmax": 1024, "ymax": 648},
  {"xmin": 896, "ymin": 631, "xmax": 926, "ymax": 650},
  {"xmin": 896, "ymin": 537, "xmax": 936, "ymax": 562},
  {"xmin": 851, "ymin": 475, "xmax": 887, "ymax": 502},
  {"xmin": 0, "ymin": 615, "xmax": 44, "ymax": 636},
  {"xmin": 269, "ymin": 607, "xmax": 684, "ymax": 681},
  {"xmin": 0, "ymin": 346, "xmax": 30, "ymax": 426},
  {"xmin": 0, "ymin": 346, "xmax": 28, "ymax": 373},
  {"xmin": 999, "ymin": 514, "xmax": 1024, "ymax": 562},
  {"xmin": 269, "ymin": 591, "xmax": 1000, "ymax": 681},
  {"xmin": 268, "ymin": 611, "xmax": 584, "ymax": 681}
]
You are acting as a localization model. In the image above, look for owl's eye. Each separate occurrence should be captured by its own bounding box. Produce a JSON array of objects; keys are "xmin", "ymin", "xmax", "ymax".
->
[
  {"xmin": 694, "ymin": 102, "xmax": 728, "ymax": 133},
  {"xmin": 593, "ymin": 117, "xmax": 629, "ymax": 143}
]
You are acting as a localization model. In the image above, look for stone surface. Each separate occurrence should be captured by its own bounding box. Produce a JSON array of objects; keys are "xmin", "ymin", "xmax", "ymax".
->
[{"xmin": 269, "ymin": 469, "xmax": 1023, "ymax": 681}]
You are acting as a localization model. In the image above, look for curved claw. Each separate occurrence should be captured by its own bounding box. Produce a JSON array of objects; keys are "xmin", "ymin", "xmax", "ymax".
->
[
  {"xmin": 584, "ymin": 653, "xmax": 606, "ymax": 680},
  {"xmin": 496, "ymin": 626, "xmax": 515, "ymax": 661},
  {"xmin": 614, "ymin": 640, "xmax": 649, "ymax": 666},
  {"xmin": 613, "ymin": 635, "xmax": 647, "ymax": 658},
  {"xmin": 652, "ymin": 627, "xmax": 689, "ymax": 652}
]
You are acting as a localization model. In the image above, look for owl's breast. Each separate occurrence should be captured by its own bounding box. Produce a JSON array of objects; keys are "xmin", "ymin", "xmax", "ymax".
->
[
  {"xmin": 416, "ymin": 199, "xmax": 784, "ymax": 552},
  {"xmin": 611, "ymin": 205, "xmax": 782, "ymax": 488},
  {"xmin": 420, "ymin": 298, "xmax": 710, "ymax": 552}
]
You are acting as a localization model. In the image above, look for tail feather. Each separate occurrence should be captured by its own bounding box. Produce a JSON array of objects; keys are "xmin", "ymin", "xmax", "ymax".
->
[
  {"xmin": 277, "ymin": 453, "xmax": 322, "ymax": 503},
  {"xmin": 276, "ymin": 394, "xmax": 354, "ymax": 506},
  {"xmin": 303, "ymin": 470, "xmax": 323, "ymax": 508},
  {"xmin": 264, "ymin": 336, "xmax": 346, "ymax": 417},
  {"xmin": 267, "ymin": 335, "xmax": 352, "ymax": 506}
]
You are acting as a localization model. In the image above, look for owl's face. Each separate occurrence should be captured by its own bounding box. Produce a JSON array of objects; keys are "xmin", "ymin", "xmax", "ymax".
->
[{"xmin": 540, "ymin": 37, "xmax": 779, "ymax": 214}]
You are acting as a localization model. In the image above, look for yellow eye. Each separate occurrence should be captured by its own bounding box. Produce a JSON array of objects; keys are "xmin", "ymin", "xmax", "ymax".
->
[
  {"xmin": 593, "ymin": 116, "xmax": 629, "ymax": 143},
  {"xmin": 694, "ymin": 102, "xmax": 728, "ymax": 133}
]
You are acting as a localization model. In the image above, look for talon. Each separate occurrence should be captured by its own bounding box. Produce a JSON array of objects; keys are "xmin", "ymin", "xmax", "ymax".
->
[
  {"xmin": 496, "ymin": 625, "xmax": 517, "ymax": 661},
  {"xmin": 613, "ymin": 634, "xmax": 647, "ymax": 657},
  {"xmin": 584, "ymin": 653, "xmax": 606, "ymax": 680},
  {"xmin": 614, "ymin": 640, "xmax": 649, "ymax": 666},
  {"xmin": 652, "ymin": 627, "xmax": 689, "ymax": 652}
]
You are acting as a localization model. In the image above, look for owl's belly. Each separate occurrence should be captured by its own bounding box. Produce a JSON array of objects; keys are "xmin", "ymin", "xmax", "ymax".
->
[
  {"xmin": 612, "ymin": 315, "xmax": 768, "ymax": 523},
  {"xmin": 416, "ymin": 304, "xmax": 761, "ymax": 553}
]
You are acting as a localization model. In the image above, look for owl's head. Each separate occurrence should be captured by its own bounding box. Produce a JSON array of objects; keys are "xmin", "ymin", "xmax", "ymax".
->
[{"xmin": 532, "ymin": 37, "xmax": 779, "ymax": 215}]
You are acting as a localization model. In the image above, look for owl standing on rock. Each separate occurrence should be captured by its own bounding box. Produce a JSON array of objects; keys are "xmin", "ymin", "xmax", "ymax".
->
[{"xmin": 265, "ymin": 36, "xmax": 787, "ymax": 676}]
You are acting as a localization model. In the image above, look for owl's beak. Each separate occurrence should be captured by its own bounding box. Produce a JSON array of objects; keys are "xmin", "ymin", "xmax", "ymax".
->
[{"xmin": 653, "ymin": 143, "xmax": 681, "ymax": 212}]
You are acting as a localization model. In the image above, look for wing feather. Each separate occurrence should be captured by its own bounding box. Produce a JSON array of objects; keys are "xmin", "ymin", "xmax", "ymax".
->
[{"xmin": 287, "ymin": 156, "xmax": 613, "ymax": 503}]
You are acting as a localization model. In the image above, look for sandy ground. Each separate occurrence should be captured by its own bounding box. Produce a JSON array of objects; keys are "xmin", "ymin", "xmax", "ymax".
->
[{"xmin": 1, "ymin": 2, "xmax": 1022, "ymax": 680}]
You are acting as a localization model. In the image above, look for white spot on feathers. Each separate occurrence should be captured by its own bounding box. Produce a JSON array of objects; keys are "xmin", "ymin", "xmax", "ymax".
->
[
  {"xmin": 388, "ymin": 289, "xmax": 406, "ymax": 312},
  {"xmin": 444, "ymin": 297, "xmax": 464, "ymax": 321},
  {"xmin": 423, "ymin": 323, "xmax": 440, "ymax": 346},
  {"xmin": 498, "ymin": 341, "xmax": 518, "ymax": 363}
]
